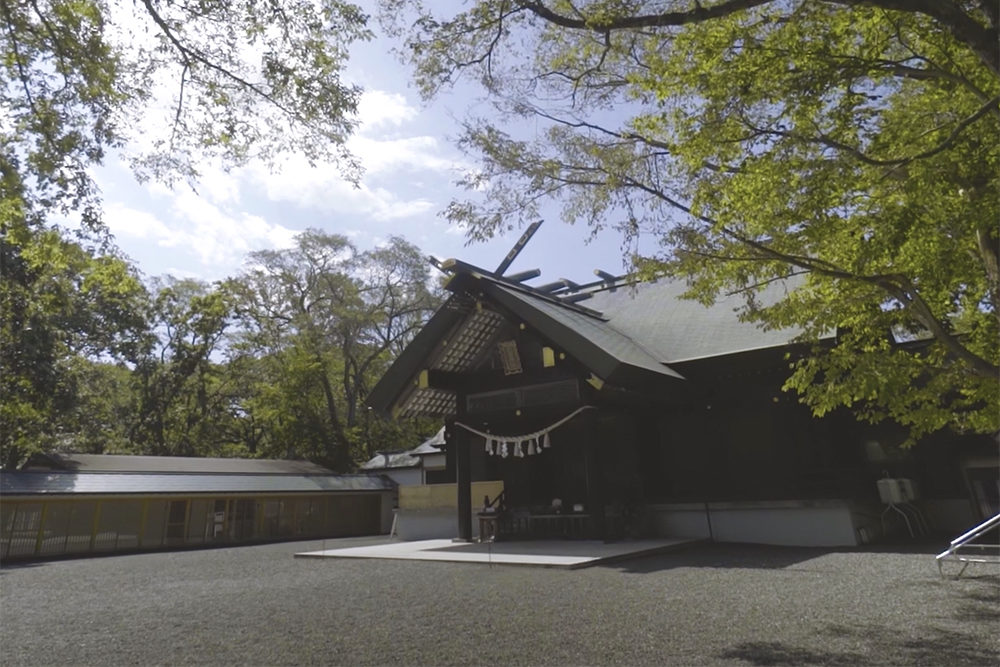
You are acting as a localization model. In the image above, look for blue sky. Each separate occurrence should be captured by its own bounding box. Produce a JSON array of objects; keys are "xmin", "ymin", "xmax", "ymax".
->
[{"xmin": 96, "ymin": 25, "xmax": 634, "ymax": 288}]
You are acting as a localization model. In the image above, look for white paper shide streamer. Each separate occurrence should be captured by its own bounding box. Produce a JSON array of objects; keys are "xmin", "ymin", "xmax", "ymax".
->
[{"xmin": 457, "ymin": 406, "xmax": 593, "ymax": 458}]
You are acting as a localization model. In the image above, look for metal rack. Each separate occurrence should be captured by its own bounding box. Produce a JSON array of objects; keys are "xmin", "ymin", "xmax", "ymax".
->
[{"xmin": 936, "ymin": 513, "xmax": 1000, "ymax": 579}]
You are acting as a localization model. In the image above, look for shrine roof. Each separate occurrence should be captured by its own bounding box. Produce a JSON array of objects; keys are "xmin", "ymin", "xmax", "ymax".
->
[
  {"xmin": 584, "ymin": 278, "xmax": 813, "ymax": 364},
  {"xmin": 367, "ymin": 254, "xmax": 818, "ymax": 419},
  {"xmin": 21, "ymin": 453, "xmax": 334, "ymax": 475}
]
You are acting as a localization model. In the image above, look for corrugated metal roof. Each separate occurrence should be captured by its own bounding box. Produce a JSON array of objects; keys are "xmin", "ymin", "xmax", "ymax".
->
[
  {"xmin": 1, "ymin": 472, "xmax": 393, "ymax": 496},
  {"xmin": 359, "ymin": 427, "xmax": 447, "ymax": 469},
  {"xmin": 23, "ymin": 453, "xmax": 335, "ymax": 475},
  {"xmin": 358, "ymin": 451, "xmax": 420, "ymax": 470},
  {"xmin": 409, "ymin": 427, "xmax": 446, "ymax": 455}
]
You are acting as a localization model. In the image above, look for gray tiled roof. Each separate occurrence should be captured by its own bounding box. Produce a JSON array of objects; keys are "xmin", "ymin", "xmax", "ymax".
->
[
  {"xmin": 585, "ymin": 278, "xmax": 816, "ymax": 363},
  {"xmin": 359, "ymin": 427, "xmax": 447, "ymax": 469},
  {"xmin": 23, "ymin": 453, "xmax": 334, "ymax": 475},
  {"xmin": 1, "ymin": 471, "xmax": 393, "ymax": 496}
]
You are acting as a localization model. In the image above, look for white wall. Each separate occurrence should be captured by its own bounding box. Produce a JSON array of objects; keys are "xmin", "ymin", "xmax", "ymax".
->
[
  {"xmin": 382, "ymin": 468, "xmax": 422, "ymax": 488},
  {"xmin": 648, "ymin": 500, "xmax": 861, "ymax": 547},
  {"xmin": 392, "ymin": 508, "xmax": 480, "ymax": 541}
]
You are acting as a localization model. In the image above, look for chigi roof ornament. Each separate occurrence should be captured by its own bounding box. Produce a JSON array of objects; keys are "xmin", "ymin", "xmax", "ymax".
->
[{"xmin": 427, "ymin": 221, "xmax": 632, "ymax": 319}]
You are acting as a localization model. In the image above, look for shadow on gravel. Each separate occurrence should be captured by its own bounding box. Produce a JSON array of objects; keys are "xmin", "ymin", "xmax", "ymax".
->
[
  {"xmin": 719, "ymin": 640, "xmax": 863, "ymax": 666},
  {"xmin": 955, "ymin": 585, "xmax": 1000, "ymax": 623},
  {"xmin": 0, "ymin": 560, "xmax": 52, "ymax": 574},
  {"xmin": 720, "ymin": 624, "xmax": 999, "ymax": 666},
  {"xmin": 602, "ymin": 543, "xmax": 844, "ymax": 573},
  {"xmin": 603, "ymin": 539, "xmax": 955, "ymax": 573}
]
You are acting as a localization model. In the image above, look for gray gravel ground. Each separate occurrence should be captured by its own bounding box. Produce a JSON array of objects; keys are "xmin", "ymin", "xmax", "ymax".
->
[{"xmin": 2, "ymin": 537, "xmax": 998, "ymax": 666}]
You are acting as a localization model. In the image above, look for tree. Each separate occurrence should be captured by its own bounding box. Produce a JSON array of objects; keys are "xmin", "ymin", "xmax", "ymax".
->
[
  {"xmin": 130, "ymin": 277, "xmax": 236, "ymax": 456},
  {"xmin": 57, "ymin": 358, "xmax": 135, "ymax": 454},
  {"xmin": 385, "ymin": 0, "xmax": 999, "ymax": 443},
  {"xmin": 0, "ymin": 224, "xmax": 148, "ymax": 468},
  {"xmin": 2, "ymin": 0, "xmax": 370, "ymax": 232},
  {"xmin": 229, "ymin": 230, "xmax": 439, "ymax": 469},
  {"xmin": 2, "ymin": 1, "xmax": 373, "ymax": 464},
  {"xmin": 340, "ymin": 237, "xmax": 444, "ymax": 433}
]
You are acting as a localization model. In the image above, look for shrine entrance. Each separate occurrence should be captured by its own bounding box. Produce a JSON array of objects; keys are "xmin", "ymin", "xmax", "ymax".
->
[
  {"xmin": 457, "ymin": 406, "xmax": 598, "ymax": 541},
  {"xmin": 367, "ymin": 223, "xmax": 687, "ymax": 543}
]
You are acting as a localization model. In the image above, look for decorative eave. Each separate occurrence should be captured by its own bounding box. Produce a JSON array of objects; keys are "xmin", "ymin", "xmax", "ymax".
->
[{"xmin": 367, "ymin": 245, "xmax": 687, "ymax": 419}]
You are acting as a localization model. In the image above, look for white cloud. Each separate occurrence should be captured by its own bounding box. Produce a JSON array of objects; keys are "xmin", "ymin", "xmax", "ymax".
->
[
  {"xmin": 168, "ymin": 190, "xmax": 298, "ymax": 264},
  {"xmin": 105, "ymin": 202, "xmax": 174, "ymax": 241},
  {"xmin": 194, "ymin": 166, "xmax": 242, "ymax": 205},
  {"xmin": 158, "ymin": 266, "xmax": 204, "ymax": 280},
  {"xmin": 104, "ymin": 195, "xmax": 299, "ymax": 277},
  {"xmin": 355, "ymin": 90, "xmax": 419, "ymax": 132},
  {"xmin": 348, "ymin": 134, "xmax": 468, "ymax": 174},
  {"xmin": 245, "ymin": 155, "xmax": 436, "ymax": 221}
]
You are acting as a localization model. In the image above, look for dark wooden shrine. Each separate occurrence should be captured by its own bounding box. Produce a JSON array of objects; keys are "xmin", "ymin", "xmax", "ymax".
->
[{"xmin": 367, "ymin": 224, "xmax": 998, "ymax": 543}]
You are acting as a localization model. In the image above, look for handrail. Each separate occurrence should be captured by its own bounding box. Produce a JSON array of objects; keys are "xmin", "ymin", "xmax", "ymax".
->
[
  {"xmin": 944, "ymin": 513, "xmax": 1000, "ymax": 548},
  {"xmin": 936, "ymin": 513, "xmax": 1000, "ymax": 579}
]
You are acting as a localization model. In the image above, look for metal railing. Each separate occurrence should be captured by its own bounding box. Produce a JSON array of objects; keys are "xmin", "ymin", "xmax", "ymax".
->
[{"xmin": 936, "ymin": 513, "xmax": 1000, "ymax": 579}]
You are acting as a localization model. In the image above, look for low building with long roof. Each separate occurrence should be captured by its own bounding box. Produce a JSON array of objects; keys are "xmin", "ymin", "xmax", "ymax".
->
[{"xmin": 1, "ymin": 453, "xmax": 394, "ymax": 561}]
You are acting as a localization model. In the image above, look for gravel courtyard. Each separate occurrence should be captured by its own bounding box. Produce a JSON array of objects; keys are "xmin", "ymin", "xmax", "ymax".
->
[{"xmin": 2, "ymin": 537, "xmax": 997, "ymax": 666}]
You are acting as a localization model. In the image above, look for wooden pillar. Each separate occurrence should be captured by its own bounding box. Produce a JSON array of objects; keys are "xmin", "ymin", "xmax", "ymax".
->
[
  {"xmin": 89, "ymin": 499, "xmax": 103, "ymax": 552},
  {"xmin": 454, "ymin": 394, "xmax": 473, "ymax": 541},
  {"xmin": 33, "ymin": 502, "xmax": 48, "ymax": 557},
  {"xmin": 584, "ymin": 409, "xmax": 606, "ymax": 540}
]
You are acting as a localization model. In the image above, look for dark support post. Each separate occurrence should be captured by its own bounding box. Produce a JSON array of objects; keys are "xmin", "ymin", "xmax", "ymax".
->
[
  {"xmin": 584, "ymin": 409, "xmax": 606, "ymax": 540},
  {"xmin": 455, "ymin": 395, "xmax": 473, "ymax": 541}
]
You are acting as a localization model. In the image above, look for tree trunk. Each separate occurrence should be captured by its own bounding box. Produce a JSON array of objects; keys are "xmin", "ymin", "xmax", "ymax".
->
[{"xmin": 317, "ymin": 366, "xmax": 351, "ymax": 471}]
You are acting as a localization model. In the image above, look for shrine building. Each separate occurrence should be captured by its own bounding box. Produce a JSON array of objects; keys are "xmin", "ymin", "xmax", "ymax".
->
[{"xmin": 367, "ymin": 230, "xmax": 997, "ymax": 547}]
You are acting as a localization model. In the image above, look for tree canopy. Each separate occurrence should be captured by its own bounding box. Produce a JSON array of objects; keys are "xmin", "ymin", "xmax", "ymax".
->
[
  {"xmin": 1, "ymin": 1, "xmax": 400, "ymax": 468},
  {"xmin": 0, "ymin": 228, "xmax": 440, "ymax": 469},
  {"xmin": 0, "ymin": 224, "xmax": 148, "ymax": 468},
  {"xmin": 228, "ymin": 231, "xmax": 440, "ymax": 469},
  {"xmin": 385, "ymin": 0, "xmax": 999, "ymax": 443},
  {"xmin": 2, "ymin": 0, "xmax": 370, "ymax": 231}
]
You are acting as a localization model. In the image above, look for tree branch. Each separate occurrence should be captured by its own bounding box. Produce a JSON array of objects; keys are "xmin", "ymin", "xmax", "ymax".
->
[
  {"xmin": 713, "ymin": 224, "xmax": 1000, "ymax": 378},
  {"xmin": 170, "ymin": 63, "xmax": 190, "ymax": 151},
  {"xmin": 738, "ymin": 94, "xmax": 1000, "ymax": 168},
  {"xmin": 537, "ymin": 150, "xmax": 999, "ymax": 378},
  {"xmin": 829, "ymin": 0, "xmax": 999, "ymax": 75},
  {"xmin": 518, "ymin": 0, "xmax": 773, "ymax": 31},
  {"xmin": 139, "ymin": 0, "xmax": 299, "ymax": 122},
  {"xmin": 518, "ymin": 0, "xmax": 999, "ymax": 75}
]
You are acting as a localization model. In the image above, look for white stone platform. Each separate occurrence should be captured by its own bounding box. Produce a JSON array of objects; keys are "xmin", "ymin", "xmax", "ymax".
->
[{"xmin": 295, "ymin": 537, "xmax": 703, "ymax": 569}]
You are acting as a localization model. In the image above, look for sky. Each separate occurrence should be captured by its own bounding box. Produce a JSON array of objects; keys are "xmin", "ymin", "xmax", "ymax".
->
[{"xmin": 96, "ymin": 22, "xmax": 634, "ymax": 289}]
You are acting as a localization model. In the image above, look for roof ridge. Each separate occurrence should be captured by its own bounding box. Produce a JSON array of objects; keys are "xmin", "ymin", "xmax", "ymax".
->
[{"xmin": 432, "ymin": 257, "xmax": 612, "ymax": 320}]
